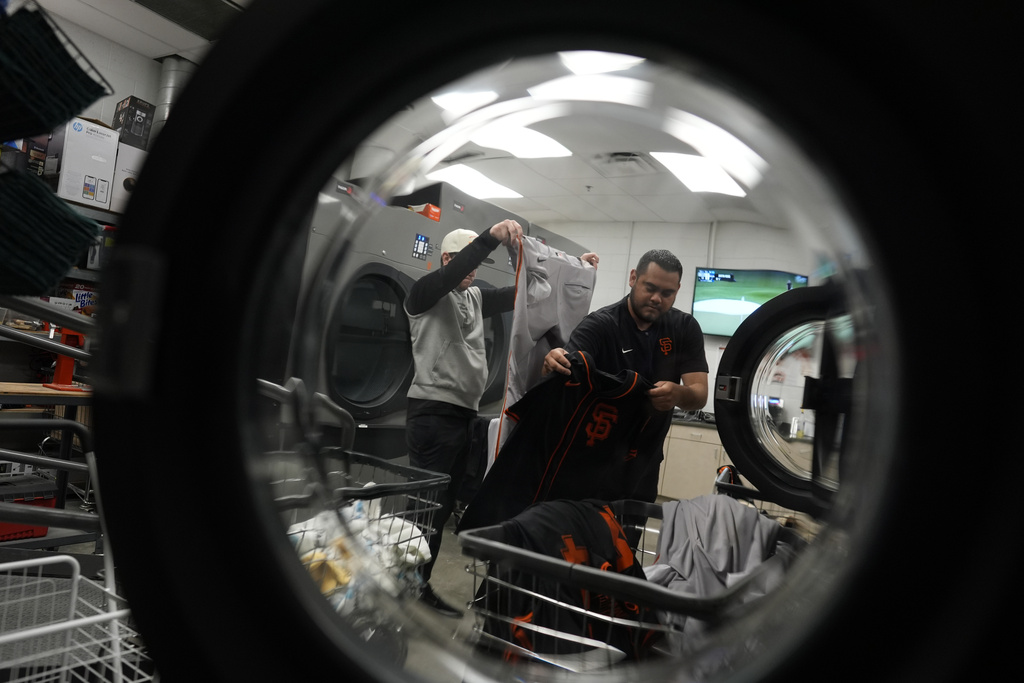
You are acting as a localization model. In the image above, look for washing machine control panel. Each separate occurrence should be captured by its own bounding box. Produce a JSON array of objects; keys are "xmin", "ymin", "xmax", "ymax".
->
[{"xmin": 412, "ymin": 233, "xmax": 433, "ymax": 261}]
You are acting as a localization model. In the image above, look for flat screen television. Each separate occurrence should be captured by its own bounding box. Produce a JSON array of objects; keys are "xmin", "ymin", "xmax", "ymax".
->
[{"xmin": 692, "ymin": 268, "xmax": 809, "ymax": 337}]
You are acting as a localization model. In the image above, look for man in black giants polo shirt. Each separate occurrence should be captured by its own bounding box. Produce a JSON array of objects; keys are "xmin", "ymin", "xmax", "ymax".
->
[{"xmin": 542, "ymin": 249, "xmax": 709, "ymax": 502}]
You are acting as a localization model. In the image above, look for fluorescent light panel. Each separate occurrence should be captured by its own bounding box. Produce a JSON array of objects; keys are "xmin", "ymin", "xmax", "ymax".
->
[
  {"xmin": 663, "ymin": 110, "xmax": 766, "ymax": 189},
  {"xmin": 426, "ymin": 165, "xmax": 522, "ymax": 199},
  {"xmin": 528, "ymin": 74, "xmax": 652, "ymax": 107},
  {"xmin": 470, "ymin": 126, "xmax": 571, "ymax": 158},
  {"xmin": 431, "ymin": 91, "xmax": 499, "ymax": 117},
  {"xmin": 558, "ymin": 51, "xmax": 645, "ymax": 75},
  {"xmin": 651, "ymin": 152, "xmax": 747, "ymax": 197}
]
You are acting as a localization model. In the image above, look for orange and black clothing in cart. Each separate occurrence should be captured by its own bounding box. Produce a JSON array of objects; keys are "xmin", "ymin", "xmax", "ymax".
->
[
  {"xmin": 474, "ymin": 499, "xmax": 661, "ymax": 661},
  {"xmin": 563, "ymin": 295, "xmax": 709, "ymax": 500},
  {"xmin": 458, "ymin": 350, "xmax": 660, "ymax": 531}
]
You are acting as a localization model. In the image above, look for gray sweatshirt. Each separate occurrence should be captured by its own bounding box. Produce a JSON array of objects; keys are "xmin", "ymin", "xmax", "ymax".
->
[{"xmin": 404, "ymin": 229, "xmax": 513, "ymax": 411}]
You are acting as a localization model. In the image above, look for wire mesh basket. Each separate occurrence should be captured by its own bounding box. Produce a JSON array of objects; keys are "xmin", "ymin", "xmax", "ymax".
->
[
  {"xmin": 0, "ymin": 0, "xmax": 113, "ymax": 141},
  {"xmin": 270, "ymin": 448, "xmax": 450, "ymax": 600},
  {"xmin": 0, "ymin": 555, "xmax": 155, "ymax": 683},
  {"xmin": 460, "ymin": 498, "xmax": 803, "ymax": 672},
  {"xmin": 461, "ymin": 500, "xmax": 673, "ymax": 671},
  {"xmin": 266, "ymin": 448, "xmax": 450, "ymax": 665}
]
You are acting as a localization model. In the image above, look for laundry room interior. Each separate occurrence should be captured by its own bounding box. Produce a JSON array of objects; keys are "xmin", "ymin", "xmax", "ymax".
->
[{"xmin": 6, "ymin": 2, "xmax": 1007, "ymax": 683}]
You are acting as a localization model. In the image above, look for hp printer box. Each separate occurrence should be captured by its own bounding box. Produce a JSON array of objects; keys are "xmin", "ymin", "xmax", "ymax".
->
[
  {"xmin": 112, "ymin": 96, "xmax": 155, "ymax": 151},
  {"xmin": 50, "ymin": 117, "xmax": 119, "ymax": 211}
]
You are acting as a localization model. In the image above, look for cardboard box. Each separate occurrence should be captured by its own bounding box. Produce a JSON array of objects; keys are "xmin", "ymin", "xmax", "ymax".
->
[
  {"xmin": 52, "ymin": 117, "xmax": 119, "ymax": 211},
  {"xmin": 24, "ymin": 135, "xmax": 49, "ymax": 177},
  {"xmin": 110, "ymin": 142, "xmax": 146, "ymax": 214},
  {"xmin": 51, "ymin": 281, "xmax": 98, "ymax": 313},
  {"xmin": 0, "ymin": 475, "xmax": 57, "ymax": 541},
  {"xmin": 5, "ymin": 135, "xmax": 51, "ymax": 176},
  {"xmin": 112, "ymin": 96, "xmax": 155, "ymax": 151}
]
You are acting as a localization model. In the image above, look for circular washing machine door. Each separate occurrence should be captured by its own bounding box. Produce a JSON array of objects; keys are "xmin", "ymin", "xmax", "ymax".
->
[
  {"xmin": 321, "ymin": 269, "xmax": 510, "ymax": 411},
  {"xmin": 323, "ymin": 265, "xmax": 510, "ymax": 453},
  {"xmin": 325, "ymin": 262, "xmax": 415, "ymax": 423},
  {"xmin": 90, "ymin": 2, "xmax": 1017, "ymax": 682},
  {"xmin": 713, "ymin": 283, "xmax": 848, "ymax": 518}
]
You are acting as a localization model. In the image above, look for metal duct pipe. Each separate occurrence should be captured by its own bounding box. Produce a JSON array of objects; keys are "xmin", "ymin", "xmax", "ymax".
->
[{"xmin": 149, "ymin": 55, "xmax": 198, "ymax": 150}]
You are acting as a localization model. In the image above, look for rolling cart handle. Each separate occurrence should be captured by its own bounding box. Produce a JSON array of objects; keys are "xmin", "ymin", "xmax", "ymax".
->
[
  {"xmin": 334, "ymin": 480, "xmax": 444, "ymax": 500},
  {"xmin": 461, "ymin": 525, "xmax": 734, "ymax": 620},
  {"xmin": 0, "ymin": 417, "xmax": 93, "ymax": 453},
  {"xmin": 257, "ymin": 377, "xmax": 356, "ymax": 453}
]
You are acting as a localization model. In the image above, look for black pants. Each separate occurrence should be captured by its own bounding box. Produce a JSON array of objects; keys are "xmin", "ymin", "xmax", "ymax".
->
[{"xmin": 406, "ymin": 411, "xmax": 472, "ymax": 582}]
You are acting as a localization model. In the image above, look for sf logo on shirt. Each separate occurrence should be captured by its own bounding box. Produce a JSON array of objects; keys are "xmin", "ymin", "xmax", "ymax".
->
[{"xmin": 585, "ymin": 403, "xmax": 618, "ymax": 446}]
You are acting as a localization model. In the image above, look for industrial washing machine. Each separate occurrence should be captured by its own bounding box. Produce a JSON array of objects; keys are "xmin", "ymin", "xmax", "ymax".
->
[
  {"xmin": 295, "ymin": 178, "xmax": 588, "ymax": 456},
  {"xmin": 89, "ymin": 2, "xmax": 1018, "ymax": 683}
]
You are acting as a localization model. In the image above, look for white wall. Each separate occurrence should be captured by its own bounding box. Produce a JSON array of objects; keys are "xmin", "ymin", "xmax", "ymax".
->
[
  {"xmin": 48, "ymin": 15, "xmax": 162, "ymax": 127},
  {"xmin": 546, "ymin": 219, "xmax": 819, "ymax": 412}
]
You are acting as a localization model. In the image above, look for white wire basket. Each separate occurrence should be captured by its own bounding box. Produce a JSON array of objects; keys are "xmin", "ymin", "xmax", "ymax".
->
[{"xmin": 0, "ymin": 555, "xmax": 155, "ymax": 683}]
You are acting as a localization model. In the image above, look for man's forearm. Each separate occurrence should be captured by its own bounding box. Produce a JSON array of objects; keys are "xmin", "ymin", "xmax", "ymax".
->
[{"xmin": 674, "ymin": 382, "xmax": 709, "ymax": 411}]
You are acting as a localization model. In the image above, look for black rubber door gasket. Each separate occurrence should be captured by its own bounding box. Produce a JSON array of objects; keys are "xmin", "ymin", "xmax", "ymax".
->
[
  {"xmin": 713, "ymin": 283, "xmax": 842, "ymax": 517},
  {"xmin": 88, "ymin": 1, "xmax": 1020, "ymax": 682}
]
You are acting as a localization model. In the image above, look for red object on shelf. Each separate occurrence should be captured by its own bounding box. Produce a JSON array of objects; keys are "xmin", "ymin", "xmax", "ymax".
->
[
  {"xmin": 409, "ymin": 203, "xmax": 441, "ymax": 221},
  {"xmin": 41, "ymin": 383, "xmax": 89, "ymax": 392},
  {"xmin": 51, "ymin": 328, "xmax": 85, "ymax": 385},
  {"xmin": 0, "ymin": 475, "xmax": 57, "ymax": 541}
]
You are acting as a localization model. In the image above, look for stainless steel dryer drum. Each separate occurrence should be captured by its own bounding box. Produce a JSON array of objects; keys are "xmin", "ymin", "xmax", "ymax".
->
[{"xmin": 90, "ymin": 2, "xmax": 1018, "ymax": 683}]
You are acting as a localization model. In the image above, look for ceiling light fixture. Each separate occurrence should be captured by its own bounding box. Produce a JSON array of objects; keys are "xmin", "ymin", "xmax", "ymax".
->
[
  {"xmin": 663, "ymin": 109, "xmax": 767, "ymax": 189},
  {"xmin": 431, "ymin": 91, "xmax": 499, "ymax": 117},
  {"xmin": 426, "ymin": 164, "xmax": 522, "ymax": 199},
  {"xmin": 557, "ymin": 51, "xmax": 645, "ymax": 75},
  {"xmin": 528, "ymin": 74, "xmax": 652, "ymax": 107},
  {"xmin": 470, "ymin": 125, "xmax": 571, "ymax": 158},
  {"xmin": 651, "ymin": 152, "xmax": 747, "ymax": 197}
]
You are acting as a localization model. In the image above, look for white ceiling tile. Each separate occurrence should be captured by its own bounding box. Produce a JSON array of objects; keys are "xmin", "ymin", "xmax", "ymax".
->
[
  {"xmin": 640, "ymin": 193, "xmax": 717, "ymax": 223},
  {"xmin": 473, "ymin": 159, "xmax": 571, "ymax": 198},
  {"xmin": 519, "ymin": 156, "xmax": 604, "ymax": 180},
  {"xmin": 38, "ymin": 0, "xmax": 209, "ymax": 59},
  {"xmin": 552, "ymin": 175, "xmax": 627, "ymax": 196},
  {"xmin": 582, "ymin": 193, "xmax": 662, "ymax": 223},
  {"xmin": 610, "ymin": 171, "xmax": 686, "ymax": 196},
  {"xmin": 535, "ymin": 195, "xmax": 615, "ymax": 223}
]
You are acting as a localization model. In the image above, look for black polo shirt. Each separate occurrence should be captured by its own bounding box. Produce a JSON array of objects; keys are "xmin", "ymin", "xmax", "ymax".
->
[
  {"xmin": 563, "ymin": 296, "xmax": 709, "ymax": 501},
  {"xmin": 564, "ymin": 296, "xmax": 709, "ymax": 383}
]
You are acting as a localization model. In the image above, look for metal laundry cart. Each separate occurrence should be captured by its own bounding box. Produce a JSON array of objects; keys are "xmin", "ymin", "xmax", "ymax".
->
[
  {"xmin": 459, "ymin": 498, "xmax": 802, "ymax": 673},
  {"xmin": 0, "ymin": 555, "xmax": 154, "ymax": 683},
  {"xmin": 0, "ymin": 419, "xmax": 155, "ymax": 682},
  {"xmin": 259, "ymin": 379, "xmax": 450, "ymax": 663}
]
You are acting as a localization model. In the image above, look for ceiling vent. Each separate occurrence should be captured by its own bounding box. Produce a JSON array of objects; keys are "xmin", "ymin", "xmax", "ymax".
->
[
  {"xmin": 591, "ymin": 152, "xmax": 657, "ymax": 178},
  {"xmin": 133, "ymin": 0, "xmax": 243, "ymax": 42}
]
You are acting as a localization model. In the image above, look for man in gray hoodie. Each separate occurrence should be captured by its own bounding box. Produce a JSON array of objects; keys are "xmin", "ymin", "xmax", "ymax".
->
[
  {"xmin": 404, "ymin": 219, "xmax": 522, "ymax": 617},
  {"xmin": 405, "ymin": 219, "xmax": 596, "ymax": 616}
]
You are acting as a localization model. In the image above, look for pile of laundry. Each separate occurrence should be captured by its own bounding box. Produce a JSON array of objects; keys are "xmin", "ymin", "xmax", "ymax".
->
[{"xmin": 286, "ymin": 485, "xmax": 432, "ymax": 614}]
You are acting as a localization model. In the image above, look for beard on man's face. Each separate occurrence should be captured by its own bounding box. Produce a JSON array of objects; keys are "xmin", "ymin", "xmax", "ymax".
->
[{"xmin": 629, "ymin": 288, "xmax": 663, "ymax": 322}]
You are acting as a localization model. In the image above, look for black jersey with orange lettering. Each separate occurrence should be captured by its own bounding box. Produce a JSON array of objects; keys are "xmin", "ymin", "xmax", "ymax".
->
[
  {"xmin": 458, "ymin": 350, "xmax": 661, "ymax": 531},
  {"xmin": 473, "ymin": 499, "xmax": 660, "ymax": 660}
]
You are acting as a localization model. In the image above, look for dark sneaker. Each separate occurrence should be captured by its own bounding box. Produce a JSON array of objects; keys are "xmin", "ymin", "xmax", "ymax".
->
[{"xmin": 419, "ymin": 583, "xmax": 463, "ymax": 618}]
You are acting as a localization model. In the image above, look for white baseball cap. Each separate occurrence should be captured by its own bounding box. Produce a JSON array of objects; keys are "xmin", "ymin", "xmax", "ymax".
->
[{"xmin": 441, "ymin": 229, "xmax": 494, "ymax": 264}]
